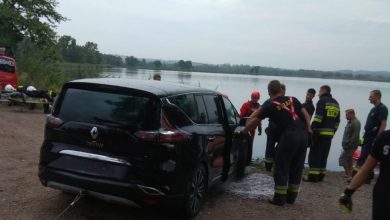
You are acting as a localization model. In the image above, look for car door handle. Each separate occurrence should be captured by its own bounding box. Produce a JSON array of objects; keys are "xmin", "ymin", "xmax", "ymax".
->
[{"xmin": 208, "ymin": 136, "xmax": 216, "ymax": 142}]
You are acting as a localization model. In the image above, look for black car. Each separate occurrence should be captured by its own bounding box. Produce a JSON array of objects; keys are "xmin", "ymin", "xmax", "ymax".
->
[{"xmin": 38, "ymin": 78, "xmax": 250, "ymax": 218}]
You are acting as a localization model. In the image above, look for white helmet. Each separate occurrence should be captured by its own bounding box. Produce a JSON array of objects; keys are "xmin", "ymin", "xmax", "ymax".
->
[
  {"xmin": 26, "ymin": 86, "xmax": 37, "ymax": 91},
  {"xmin": 4, "ymin": 84, "xmax": 16, "ymax": 92}
]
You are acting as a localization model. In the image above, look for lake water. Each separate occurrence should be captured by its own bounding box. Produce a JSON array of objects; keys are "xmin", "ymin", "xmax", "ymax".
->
[{"xmin": 102, "ymin": 68, "xmax": 390, "ymax": 171}]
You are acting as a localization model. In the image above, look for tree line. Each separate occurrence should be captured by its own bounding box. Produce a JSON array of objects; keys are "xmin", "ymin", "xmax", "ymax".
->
[{"xmin": 1, "ymin": 0, "xmax": 389, "ymax": 91}]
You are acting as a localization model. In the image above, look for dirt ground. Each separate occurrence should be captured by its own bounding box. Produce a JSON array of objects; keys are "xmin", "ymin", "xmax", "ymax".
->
[{"xmin": 0, "ymin": 104, "xmax": 374, "ymax": 220}]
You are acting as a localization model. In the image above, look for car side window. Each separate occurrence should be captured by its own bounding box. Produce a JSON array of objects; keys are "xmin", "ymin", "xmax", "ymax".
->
[
  {"xmin": 168, "ymin": 94, "xmax": 198, "ymax": 122},
  {"xmin": 223, "ymin": 97, "xmax": 238, "ymax": 125},
  {"xmin": 203, "ymin": 95, "xmax": 221, "ymax": 124},
  {"xmin": 195, "ymin": 95, "xmax": 208, "ymax": 124}
]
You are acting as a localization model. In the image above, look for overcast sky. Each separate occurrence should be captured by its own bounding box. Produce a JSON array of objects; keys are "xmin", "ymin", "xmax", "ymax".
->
[{"xmin": 56, "ymin": 0, "xmax": 390, "ymax": 71}]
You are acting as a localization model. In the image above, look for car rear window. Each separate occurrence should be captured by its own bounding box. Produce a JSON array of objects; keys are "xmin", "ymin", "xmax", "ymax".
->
[
  {"xmin": 203, "ymin": 95, "xmax": 221, "ymax": 124},
  {"xmin": 57, "ymin": 88, "xmax": 159, "ymax": 130},
  {"xmin": 168, "ymin": 94, "xmax": 198, "ymax": 122}
]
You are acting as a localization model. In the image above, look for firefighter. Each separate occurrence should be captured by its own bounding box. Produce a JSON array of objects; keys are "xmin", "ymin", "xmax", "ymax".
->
[
  {"xmin": 339, "ymin": 130, "xmax": 390, "ymax": 220},
  {"xmin": 353, "ymin": 90, "xmax": 388, "ymax": 183},
  {"xmin": 240, "ymin": 90, "xmax": 262, "ymax": 165},
  {"xmin": 302, "ymin": 88, "xmax": 316, "ymax": 119},
  {"xmin": 264, "ymin": 84, "xmax": 286, "ymax": 171},
  {"xmin": 302, "ymin": 88, "xmax": 316, "ymax": 149},
  {"xmin": 306, "ymin": 85, "xmax": 340, "ymax": 182},
  {"xmin": 243, "ymin": 80, "xmax": 312, "ymax": 206}
]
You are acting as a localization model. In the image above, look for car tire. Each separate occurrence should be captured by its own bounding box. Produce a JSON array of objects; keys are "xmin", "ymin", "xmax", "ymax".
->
[
  {"xmin": 235, "ymin": 135, "xmax": 249, "ymax": 179},
  {"xmin": 183, "ymin": 163, "xmax": 208, "ymax": 219}
]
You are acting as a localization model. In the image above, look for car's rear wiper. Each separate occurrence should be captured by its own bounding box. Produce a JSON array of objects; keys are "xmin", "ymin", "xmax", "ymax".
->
[{"xmin": 93, "ymin": 117, "xmax": 134, "ymax": 129}]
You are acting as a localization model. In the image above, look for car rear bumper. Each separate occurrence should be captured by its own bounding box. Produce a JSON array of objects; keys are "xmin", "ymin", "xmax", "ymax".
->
[{"xmin": 38, "ymin": 166, "xmax": 184, "ymax": 207}]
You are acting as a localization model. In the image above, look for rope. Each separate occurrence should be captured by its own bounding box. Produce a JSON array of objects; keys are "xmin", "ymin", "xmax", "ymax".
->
[{"xmin": 54, "ymin": 190, "xmax": 86, "ymax": 220}]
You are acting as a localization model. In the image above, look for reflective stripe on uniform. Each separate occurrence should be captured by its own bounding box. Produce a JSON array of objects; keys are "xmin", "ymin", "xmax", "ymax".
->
[
  {"xmin": 313, "ymin": 115, "xmax": 322, "ymax": 123},
  {"xmin": 360, "ymin": 137, "xmax": 364, "ymax": 145},
  {"xmin": 275, "ymin": 189, "xmax": 288, "ymax": 195},
  {"xmin": 325, "ymin": 104, "xmax": 340, "ymax": 118},
  {"xmin": 318, "ymin": 128, "xmax": 335, "ymax": 136},
  {"xmin": 288, "ymin": 188, "xmax": 299, "ymax": 193},
  {"xmin": 271, "ymin": 97, "xmax": 299, "ymax": 121},
  {"xmin": 288, "ymin": 184, "xmax": 300, "ymax": 193},
  {"xmin": 319, "ymin": 131, "xmax": 335, "ymax": 136},
  {"xmin": 308, "ymin": 170, "xmax": 321, "ymax": 175}
]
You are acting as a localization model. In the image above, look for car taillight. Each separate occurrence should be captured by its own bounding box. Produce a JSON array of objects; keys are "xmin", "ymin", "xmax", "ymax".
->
[
  {"xmin": 158, "ymin": 129, "xmax": 189, "ymax": 142},
  {"xmin": 135, "ymin": 112, "xmax": 189, "ymax": 142},
  {"xmin": 46, "ymin": 115, "xmax": 63, "ymax": 128},
  {"xmin": 135, "ymin": 129, "xmax": 189, "ymax": 142},
  {"xmin": 134, "ymin": 130, "xmax": 159, "ymax": 142}
]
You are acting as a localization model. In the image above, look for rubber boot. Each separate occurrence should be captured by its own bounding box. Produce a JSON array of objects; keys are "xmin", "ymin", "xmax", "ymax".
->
[
  {"xmin": 286, "ymin": 191, "xmax": 298, "ymax": 204},
  {"xmin": 318, "ymin": 172, "xmax": 325, "ymax": 182},
  {"xmin": 303, "ymin": 174, "xmax": 319, "ymax": 182},
  {"xmin": 268, "ymin": 193, "xmax": 286, "ymax": 206}
]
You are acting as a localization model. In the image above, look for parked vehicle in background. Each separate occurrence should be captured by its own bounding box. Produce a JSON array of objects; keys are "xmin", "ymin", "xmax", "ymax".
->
[
  {"xmin": 0, "ymin": 47, "xmax": 18, "ymax": 90},
  {"xmin": 38, "ymin": 78, "xmax": 250, "ymax": 218}
]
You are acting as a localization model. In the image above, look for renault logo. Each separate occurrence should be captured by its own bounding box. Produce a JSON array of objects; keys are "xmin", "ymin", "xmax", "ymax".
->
[{"xmin": 90, "ymin": 127, "xmax": 98, "ymax": 139}]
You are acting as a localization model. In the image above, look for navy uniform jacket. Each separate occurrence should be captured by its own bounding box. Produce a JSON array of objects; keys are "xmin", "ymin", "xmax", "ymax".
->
[{"xmin": 312, "ymin": 94, "xmax": 340, "ymax": 138}]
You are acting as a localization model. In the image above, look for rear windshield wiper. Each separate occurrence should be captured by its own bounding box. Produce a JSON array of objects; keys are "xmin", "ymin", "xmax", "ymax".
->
[{"xmin": 93, "ymin": 117, "xmax": 135, "ymax": 129}]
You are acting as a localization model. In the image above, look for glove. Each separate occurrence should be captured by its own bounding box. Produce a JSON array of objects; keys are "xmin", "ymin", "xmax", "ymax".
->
[
  {"xmin": 258, "ymin": 128, "xmax": 262, "ymax": 136},
  {"xmin": 339, "ymin": 188, "xmax": 355, "ymax": 213}
]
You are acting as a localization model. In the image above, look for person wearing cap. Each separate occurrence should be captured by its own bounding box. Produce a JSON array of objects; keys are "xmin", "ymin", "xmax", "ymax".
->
[{"xmin": 240, "ymin": 90, "xmax": 262, "ymax": 164}]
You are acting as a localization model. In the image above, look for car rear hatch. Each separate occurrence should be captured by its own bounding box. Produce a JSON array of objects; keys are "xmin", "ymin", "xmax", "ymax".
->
[{"xmin": 42, "ymin": 82, "xmax": 173, "ymax": 185}]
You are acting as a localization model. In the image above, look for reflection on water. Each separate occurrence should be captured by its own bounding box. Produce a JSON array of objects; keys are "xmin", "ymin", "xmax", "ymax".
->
[
  {"xmin": 102, "ymin": 68, "xmax": 390, "ymax": 171},
  {"xmin": 178, "ymin": 71, "xmax": 192, "ymax": 84}
]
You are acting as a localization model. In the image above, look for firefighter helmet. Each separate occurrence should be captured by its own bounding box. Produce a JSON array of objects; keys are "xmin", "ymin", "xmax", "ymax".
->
[
  {"xmin": 4, "ymin": 84, "xmax": 16, "ymax": 92},
  {"xmin": 251, "ymin": 90, "xmax": 260, "ymax": 100}
]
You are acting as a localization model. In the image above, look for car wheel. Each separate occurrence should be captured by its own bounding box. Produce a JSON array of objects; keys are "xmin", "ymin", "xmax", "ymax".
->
[
  {"xmin": 183, "ymin": 163, "xmax": 207, "ymax": 219},
  {"xmin": 235, "ymin": 135, "xmax": 249, "ymax": 179}
]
